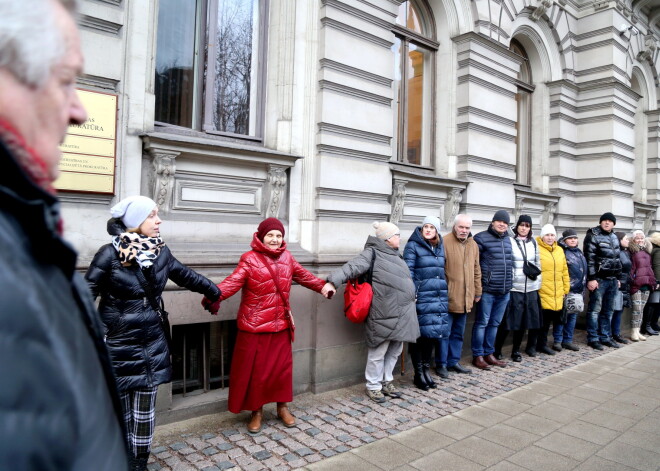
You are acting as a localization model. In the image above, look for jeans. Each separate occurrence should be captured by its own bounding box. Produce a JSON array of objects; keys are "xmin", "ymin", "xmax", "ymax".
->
[
  {"xmin": 365, "ymin": 340, "xmax": 403, "ymax": 390},
  {"xmin": 471, "ymin": 292, "xmax": 510, "ymax": 357},
  {"xmin": 556, "ymin": 312, "xmax": 577, "ymax": 343},
  {"xmin": 586, "ymin": 278, "xmax": 618, "ymax": 343},
  {"xmin": 437, "ymin": 312, "xmax": 468, "ymax": 367}
]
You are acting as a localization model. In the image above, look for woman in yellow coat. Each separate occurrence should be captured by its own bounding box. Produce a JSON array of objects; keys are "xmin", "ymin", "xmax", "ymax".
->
[{"xmin": 535, "ymin": 224, "xmax": 570, "ymax": 355}]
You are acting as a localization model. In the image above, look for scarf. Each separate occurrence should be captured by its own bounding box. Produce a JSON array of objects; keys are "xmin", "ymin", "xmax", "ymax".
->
[{"xmin": 112, "ymin": 232, "xmax": 164, "ymax": 268}]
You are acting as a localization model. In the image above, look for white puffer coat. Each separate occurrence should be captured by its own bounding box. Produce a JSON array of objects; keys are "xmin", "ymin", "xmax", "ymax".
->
[{"xmin": 510, "ymin": 236, "xmax": 542, "ymax": 293}]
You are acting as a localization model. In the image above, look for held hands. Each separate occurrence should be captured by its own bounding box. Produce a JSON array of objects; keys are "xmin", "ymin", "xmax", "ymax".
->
[
  {"xmin": 201, "ymin": 296, "xmax": 221, "ymax": 315},
  {"xmin": 322, "ymin": 282, "xmax": 336, "ymax": 299},
  {"xmin": 587, "ymin": 280, "xmax": 598, "ymax": 291}
]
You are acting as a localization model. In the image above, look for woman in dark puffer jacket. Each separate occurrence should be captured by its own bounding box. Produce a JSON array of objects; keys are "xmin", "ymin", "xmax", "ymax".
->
[
  {"xmin": 610, "ymin": 232, "xmax": 632, "ymax": 344},
  {"xmin": 403, "ymin": 216, "xmax": 449, "ymax": 390},
  {"xmin": 86, "ymin": 196, "xmax": 220, "ymax": 471}
]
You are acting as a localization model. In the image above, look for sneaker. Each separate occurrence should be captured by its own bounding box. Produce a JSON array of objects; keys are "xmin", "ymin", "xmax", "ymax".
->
[
  {"xmin": 552, "ymin": 342, "xmax": 563, "ymax": 352},
  {"xmin": 588, "ymin": 341, "xmax": 604, "ymax": 350},
  {"xmin": 381, "ymin": 381, "xmax": 402, "ymax": 398},
  {"xmin": 561, "ymin": 342, "xmax": 580, "ymax": 351},
  {"xmin": 366, "ymin": 388, "xmax": 387, "ymax": 403}
]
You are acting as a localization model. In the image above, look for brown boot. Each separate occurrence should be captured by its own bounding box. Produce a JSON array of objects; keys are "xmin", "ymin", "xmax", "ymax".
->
[
  {"xmin": 472, "ymin": 356, "xmax": 492, "ymax": 370},
  {"xmin": 484, "ymin": 354, "xmax": 507, "ymax": 367},
  {"xmin": 247, "ymin": 407, "xmax": 263, "ymax": 435},
  {"xmin": 276, "ymin": 402, "xmax": 296, "ymax": 427}
]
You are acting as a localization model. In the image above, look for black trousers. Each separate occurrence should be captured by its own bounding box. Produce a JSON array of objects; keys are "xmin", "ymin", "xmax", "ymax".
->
[{"xmin": 537, "ymin": 309, "xmax": 563, "ymax": 348}]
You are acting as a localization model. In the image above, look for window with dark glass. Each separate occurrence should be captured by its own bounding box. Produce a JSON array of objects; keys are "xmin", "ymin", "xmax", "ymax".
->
[
  {"xmin": 155, "ymin": 0, "xmax": 266, "ymax": 140},
  {"xmin": 393, "ymin": 1, "xmax": 437, "ymax": 166},
  {"xmin": 510, "ymin": 39, "xmax": 534, "ymax": 186}
]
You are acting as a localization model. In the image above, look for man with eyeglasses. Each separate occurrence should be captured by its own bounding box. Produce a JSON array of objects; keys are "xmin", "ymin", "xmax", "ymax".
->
[{"xmin": 471, "ymin": 210, "xmax": 514, "ymax": 370}]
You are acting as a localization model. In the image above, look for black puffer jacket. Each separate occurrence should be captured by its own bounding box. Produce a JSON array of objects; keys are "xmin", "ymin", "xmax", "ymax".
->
[
  {"xmin": 474, "ymin": 225, "xmax": 513, "ymax": 295},
  {"xmin": 86, "ymin": 219, "xmax": 220, "ymax": 392},
  {"xmin": 583, "ymin": 226, "xmax": 621, "ymax": 281},
  {"xmin": 0, "ymin": 138, "xmax": 128, "ymax": 470}
]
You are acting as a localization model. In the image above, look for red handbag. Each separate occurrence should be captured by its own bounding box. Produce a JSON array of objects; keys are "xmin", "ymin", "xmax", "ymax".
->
[{"xmin": 344, "ymin": 249, "xmax": 376, "ymax": 323}]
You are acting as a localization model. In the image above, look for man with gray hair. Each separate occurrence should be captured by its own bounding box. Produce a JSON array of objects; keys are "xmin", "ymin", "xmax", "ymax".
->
[
  {"xmin": 436, "ymin": 214, "xmax": 482, "ymax": 376},
  {"xmin": 0, "ymin": 1, "xmax": 128, "ymax": 469}
]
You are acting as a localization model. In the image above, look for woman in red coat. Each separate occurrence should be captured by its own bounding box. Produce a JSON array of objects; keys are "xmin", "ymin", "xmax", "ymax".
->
[{"xmin": 202, "ymin": 218, "xmax": 333, "ymax": 434}]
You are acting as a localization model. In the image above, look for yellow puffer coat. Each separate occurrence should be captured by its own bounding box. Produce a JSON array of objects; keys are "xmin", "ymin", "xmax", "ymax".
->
[{"xmin": 536, "ymin": 236, "xmax": 570, "ymax": 311}]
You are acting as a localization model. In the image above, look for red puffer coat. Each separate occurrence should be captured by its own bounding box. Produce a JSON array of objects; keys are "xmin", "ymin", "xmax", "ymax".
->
[
  {"xmin": 219, "ymin": 234, "xmax": 326, "ymax": 333},
  {"xmin": 629, "ymin": 240, "xmax": 657, "ymax": 294}
]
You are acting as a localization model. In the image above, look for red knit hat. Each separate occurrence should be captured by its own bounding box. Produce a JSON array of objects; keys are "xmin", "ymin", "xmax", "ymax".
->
[{"xmin": 257, "ymin": 218, "xmax": 285, "ymax": 241}]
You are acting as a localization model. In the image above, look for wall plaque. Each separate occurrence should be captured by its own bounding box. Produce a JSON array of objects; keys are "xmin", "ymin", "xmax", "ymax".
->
[{"xmin": 54, "ymin": 89, "xmax": 117, "ymax": 194}]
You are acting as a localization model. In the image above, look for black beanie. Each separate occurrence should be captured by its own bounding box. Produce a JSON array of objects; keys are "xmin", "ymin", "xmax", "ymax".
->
[
  {"xmin": 516, "ymin": 215, "xmax": 532, "ymax": 227},
  {"xmin": 492, "ymin": 209, "xmax": 510, "ymax": 225},
  {"xmin": 562, "ymin": 228, "xmax": 578, "ymax": 239},
  {"xmin": 600, "ymin": 212, "xmax": 616, "ymax": 225}
]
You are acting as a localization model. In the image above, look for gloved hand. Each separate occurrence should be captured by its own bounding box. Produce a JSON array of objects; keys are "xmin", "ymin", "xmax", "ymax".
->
[{"xmin": 202, "ymin": 296, "xmax": 221, "ymax": 315}]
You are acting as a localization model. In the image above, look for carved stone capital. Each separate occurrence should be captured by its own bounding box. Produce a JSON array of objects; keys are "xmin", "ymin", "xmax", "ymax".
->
[
  {"xmin": 444, "ymin": 188, "xmax": 464, "ymax": 228},
  {"xmin": 531, "ymin": 0, "xmax": 553, "ymax": 21},
  {"xmin": 265, "ymin": 165, "xmax": 288, "ymax": 218},
  {"xmin": 514, "ymin": 196, "xmax": 525, "ymax": 222},
  {"xmin": 541, "ymin": 201, "xmax": 557, "ymax": 226},
  {"xmin": 151, "ymin": 151, "xmax": 178, "ymax": 212},
  {"xmin": 390, "ymin": 181, "xmax": 407, "ymax": 225},
  {"xmin": 638, "ymin": 35, "xmax": 657, "ymax": 65}
]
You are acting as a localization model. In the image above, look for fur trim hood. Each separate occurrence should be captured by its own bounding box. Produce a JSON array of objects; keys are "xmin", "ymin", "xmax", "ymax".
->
[{"xmin": 629, "ymin": 238, "xmax": 653, "ymax": 255}]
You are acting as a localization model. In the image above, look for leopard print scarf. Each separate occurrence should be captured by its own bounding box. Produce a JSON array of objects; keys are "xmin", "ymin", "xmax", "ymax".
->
[{"xmin": 112, "ymin": 232, "xmax": 164, "ymax": 268}]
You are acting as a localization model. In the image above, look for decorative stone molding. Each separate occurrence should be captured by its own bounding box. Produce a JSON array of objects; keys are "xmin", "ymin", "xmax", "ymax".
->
[
  {"xmin": 265, "ymin": 165, "xmax": 288, "ymax": 218},
  {"xmin": 542, "ymin": 201, "xmax": 557, "ymax": 226},
  {"xmin": 634, "ymin": 202, "xmax": 656, "ymax": 235},
  {"xmin": 531, "ymin": 0, "xmax": 553, "ymax": 21},
  {"xmin": 390, "ymin": 181, "xmax": 406, "ymax": 225},
  {"xmin": 638, "ymin": 35, "xmax": 658, "ymax": 65},
  {"xmin": 445, "ymin": 188, "xmax": 463, "ymax": 228},
  {"xmin": 151, "ymin": 151, "xmax": 178, "ymax": 212},
  {"xmin": 514, "ymin": 186, "xmax": 560, "ymax": 227}
]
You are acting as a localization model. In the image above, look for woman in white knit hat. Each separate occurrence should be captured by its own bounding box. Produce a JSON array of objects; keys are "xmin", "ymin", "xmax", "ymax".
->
[
  {"xmin": 326, "ymin": 221, "xmax": 420, "ymax": 403},
  {"xmin": 536, "ymin": 224, "xmax": 570, "ymax": 355},
  {"xmin": 85, "ymin": 196, "xmax": 221, "ymax": 471}
]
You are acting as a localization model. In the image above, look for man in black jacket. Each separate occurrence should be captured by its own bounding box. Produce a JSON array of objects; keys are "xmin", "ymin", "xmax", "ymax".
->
[
  {"xmin": 0, "ymin": 1, "xmax": 128, "ymax": 469},
  {"xmin": 471, "ymin": 210, "xmax": 513, "ymax": 369},
  {"xmin": 583, "ymin": 212, "xmax": 623, "ymax": 350}
]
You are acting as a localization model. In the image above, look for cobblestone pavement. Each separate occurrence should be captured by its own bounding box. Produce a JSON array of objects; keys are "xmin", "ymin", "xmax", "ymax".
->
[{"xmin": 148, "ymin": 331, "xmax": 619, "ymax": 471}]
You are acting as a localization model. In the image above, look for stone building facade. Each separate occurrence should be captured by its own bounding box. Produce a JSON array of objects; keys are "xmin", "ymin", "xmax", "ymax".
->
[{"xmin": 67, "ymin": 0, "xmax": 659, "ymax": 421}]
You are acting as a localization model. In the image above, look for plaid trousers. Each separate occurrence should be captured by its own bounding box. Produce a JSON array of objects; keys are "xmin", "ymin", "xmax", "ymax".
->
[{"xmin": 119, "ymin": 386, "xmax": 159, "ymax": 456}]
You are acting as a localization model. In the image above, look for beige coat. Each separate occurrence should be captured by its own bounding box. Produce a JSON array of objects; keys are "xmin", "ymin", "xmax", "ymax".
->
[{"xmin": 443, "ymin": 230, "xmax": 482, "ymax": 314}]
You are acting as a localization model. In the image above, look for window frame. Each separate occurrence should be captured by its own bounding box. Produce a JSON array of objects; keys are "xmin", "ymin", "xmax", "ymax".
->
[
  {"xmin": 154, "ymin": 0, "xmax": 269, "ymax": 143},
  {"xmin": 510, "ymin": 39, "xmax": 535, "ymax": 187},
  {"xmin": 392, "ymin": 0, "xmax": 438, "ymax": 168}
]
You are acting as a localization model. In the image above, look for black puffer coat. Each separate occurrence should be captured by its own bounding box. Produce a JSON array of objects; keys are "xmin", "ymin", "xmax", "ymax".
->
[
  {"xmin": 0, "ymin": 138, "xmax": 128, "ymax": 470},
  {"xmin": 583, "ymin": 226, "xmax": 621, "ymax": 281},
  {"xmin": 474, "ymin": 225, "xmax": 513, "ymax": 295},
  {"xmin": 86, "ymin": 219, "xmax": 220, "ymax": 392}
]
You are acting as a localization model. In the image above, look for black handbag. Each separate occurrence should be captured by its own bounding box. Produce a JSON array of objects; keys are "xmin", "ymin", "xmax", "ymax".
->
[
  {"xmin": 648, "ymin": 290, "xmax": 660, "ymax": 304},
  {"xmin": 135, "ymin": 267, "xmax": 173, "ymax": 350},
  {"xmin": 516, "ymin": 239, "xmax": 541, "ymax": 280}
]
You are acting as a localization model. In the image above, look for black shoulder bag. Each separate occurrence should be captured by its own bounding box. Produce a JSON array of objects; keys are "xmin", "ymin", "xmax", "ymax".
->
[
  {"xmin": 135, "ymin": 267, "xmax": 173, "ymax": 350},
  {"xmin": 516, "ymin": 238, "xmax": 541, "ymax": 281}
]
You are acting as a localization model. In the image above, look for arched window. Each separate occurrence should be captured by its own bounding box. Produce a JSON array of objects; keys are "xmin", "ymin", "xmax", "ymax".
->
[
  {"xmin": 393, "ymin": 1, "xmax": 437, "ymax": 166},
  {"xmin": 510, "ymin": 39, "xmax": 534, "ymax": 186}
]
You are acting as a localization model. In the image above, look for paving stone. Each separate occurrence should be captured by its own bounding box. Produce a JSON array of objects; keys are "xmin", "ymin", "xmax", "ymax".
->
[
  {"xmin": 202, "ymin": 447, "xmax": 219, "ymax": 456},
  {"xmin": 306, "ymin": 427, "xmax": 321, "ymax": 437},
  {"xmin": 216, "ymin": 443, "xmax": 233, "ymax": 452},
  {"xmin": 296, "ymin": 447, "xmax": 314, "ymax": 457},
  {"xmin": 170, "ymin": 442, "xmax": 187, "ymax": 451},
  {"xmin": 320, "ymin": 449, "xmax": 336, "ymax": 458},
  {"xmin": 152, "ymin": 446, "xmax": 167, "ymax": 454},
  {"xmin": 215, "ymin": 461, "xmax": 235, "ymax": 470},
  {"xmin": 252, "ymin": 450, "xmax": 271, "ymax": 461},
  {"xmin": 201, "ymin": 433, "xmax": 216, "ymax": 440}
]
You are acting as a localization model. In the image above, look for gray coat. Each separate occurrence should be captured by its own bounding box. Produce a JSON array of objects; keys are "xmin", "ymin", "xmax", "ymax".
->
[{"xmin": 328, "ymin": 236, "xmax": 420, "ymax": 348}]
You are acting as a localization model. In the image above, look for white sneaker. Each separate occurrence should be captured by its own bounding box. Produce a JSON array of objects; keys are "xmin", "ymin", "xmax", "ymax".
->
[{"xmin": 366, "ymin": 388, "xmax": 387, "ymax": 403}]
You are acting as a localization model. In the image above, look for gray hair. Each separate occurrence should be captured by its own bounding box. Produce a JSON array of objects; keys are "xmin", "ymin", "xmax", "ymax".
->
[
  {"xmin": 0, "ymin": 0, "xmax": 79, "ymax": 88},
  {"xmin": 453, "ymin": 214, "xmax": 473, "ymax": 227}
]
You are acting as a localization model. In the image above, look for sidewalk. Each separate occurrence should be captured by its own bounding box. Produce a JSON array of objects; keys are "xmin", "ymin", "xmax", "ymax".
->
[{"xmin": 149, "ymin": 335, "xmax": 660, "ymax": 471}]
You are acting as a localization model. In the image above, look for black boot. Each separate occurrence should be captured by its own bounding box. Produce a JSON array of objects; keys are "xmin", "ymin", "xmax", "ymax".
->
[
  {"xmin": 422, "ymin": 362, "xmax": 437, "ymax": 389},
  {"xmin": 134, "ymin": 453, "xmax": 149, "ymax": 471},
  {"xmin": 409, "ymin": 344, "xmax": 429, "ymax": 391},
  {"xmin": 651, "ymin": 307, "xmax": 660, "ymax": 332}
]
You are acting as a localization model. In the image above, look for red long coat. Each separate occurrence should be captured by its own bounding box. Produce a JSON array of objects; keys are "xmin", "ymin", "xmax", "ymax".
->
[{"xmin": 219, "ymin": 234, "xmax": 325, "ymax": 333}]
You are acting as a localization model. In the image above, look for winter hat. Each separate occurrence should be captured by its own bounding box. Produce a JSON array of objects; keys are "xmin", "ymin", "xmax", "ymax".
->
[
  {"xmin": 600, "ymin": 212, "xmax": 616, "ymax": 225},
  {"xmin": 540, "ymin": 224, "xmax": 557, "ymax": 237},
  {"xmin": 632, "ymin": 229, "xmax": 645, "ymax": 239},
  {"xmin": 492, "ymin": 209, "xmax": 510, "ymax": 225},
  {"xmin": 257, "ymin": 217, "xmax": 285, "ymax": 241},
  {"xmin": 561, "ymin": 229, "xmax": 578, "ymax": 240},
  {"xmin": 422, "ymin": 216, "xmax": 441, "ymax": 234},
  {"xmin": 515, "ymin": 215, "xmax": 532, "ymax": 227},
  {"xmin": 373, "ymin": 221, "xmax": 399, "ymax": 240},
  {"xmin": 110, "ymin": 196, "xmax": 157, "ymax": 229}
]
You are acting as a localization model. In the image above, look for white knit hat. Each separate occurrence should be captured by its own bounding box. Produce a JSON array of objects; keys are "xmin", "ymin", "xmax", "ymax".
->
[
  {"xmin": 110, "ymin": 196, "xmax": 157, "ymax": 229},
  {"xmin": 422, "ymin": 216, "xmax": 441, "ymax": 234},
  {"xmin": 540, "ymin": 224, "xmax": 557, "ymax": 237},
  {"xmin": 373, "ymin": 221, "xmax": 399, "ymax": 240}
]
